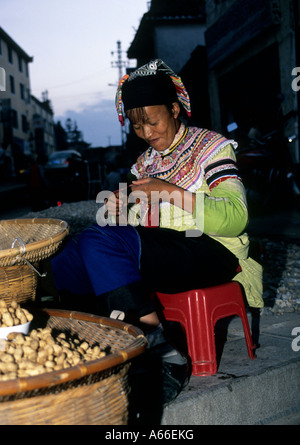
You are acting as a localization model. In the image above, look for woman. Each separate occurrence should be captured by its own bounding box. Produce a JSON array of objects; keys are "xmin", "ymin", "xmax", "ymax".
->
[
  {"xmin": 40, "ymin": 59, "xmax": 263, "ymax": 418},
  {"xmin": 110, "ymin": 59, "xmax": 263, "ymax": 309}
]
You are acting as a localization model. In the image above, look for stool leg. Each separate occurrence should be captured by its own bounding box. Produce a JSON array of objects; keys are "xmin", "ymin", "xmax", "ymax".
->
[
  {"xmin": 229, "ymin": 284, "xmax": 257, "ymax": 359},
  {"xmin": 239, "ymin": 309, "xmax": 257, "ymax": 359},
  {"xmin": 158, "ymin": 291, "xmax": 218, "ymax": 376},
  {"xmin": 211, "ymin": 301, "xmax": 257, "ymax": 361},
  {"xmin": 189, "ymin": 291, "xmax": 218, "ymax": 376}
]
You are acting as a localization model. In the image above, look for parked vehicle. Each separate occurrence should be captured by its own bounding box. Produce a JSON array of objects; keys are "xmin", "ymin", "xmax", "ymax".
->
[
  {"xmin": 46, "ymin": 150, "xmax": 83, "ymax": 170},
  {"xmin": 45, "ymin": 150, "xmax": 88, "ymax": 203},
  {"xmin": 228, "ymin": 123, "xmax": 300, "ymax": 214}
]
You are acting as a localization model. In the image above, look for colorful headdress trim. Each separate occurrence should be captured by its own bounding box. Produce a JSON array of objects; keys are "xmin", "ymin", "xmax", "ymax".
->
[
  {"xmin": 115, "ymin": 59, "xmax": 191, "ymax": 126},
  {"xmin": 115, "ymin": 74, "xmax": 129, "ymax": 126}
]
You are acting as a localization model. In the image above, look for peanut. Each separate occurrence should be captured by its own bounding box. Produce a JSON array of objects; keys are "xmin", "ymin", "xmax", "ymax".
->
[
  {"xmin": 2, "ymin": 312, "xmax": 14, "ymax": 327},
  {"xmin": 0, "ymin": 299, "xmax": 33, "ymax": 328},
  {"xmin": 0, "ymin": 323, "xmax": 107, "ymax": 380}
]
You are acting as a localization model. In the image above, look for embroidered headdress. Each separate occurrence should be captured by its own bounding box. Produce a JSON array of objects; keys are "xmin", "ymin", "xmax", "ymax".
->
[{"xmin": 115, "ymin": 59, "xmax": 192, "ymax": 126}]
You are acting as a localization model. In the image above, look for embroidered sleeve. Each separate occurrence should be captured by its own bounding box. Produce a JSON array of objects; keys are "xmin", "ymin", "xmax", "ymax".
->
[{"xmin": 194, "ymin": 144, "xmax": 248, "ymax": 237}]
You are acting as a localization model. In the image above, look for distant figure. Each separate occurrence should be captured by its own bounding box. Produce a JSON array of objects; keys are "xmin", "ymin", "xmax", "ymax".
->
[
  {"xmin": 104, "ymin": 163, "xmax": 122, "ymax": 191},
  {"xmin": 4, "ymin": 144, "xmax": 16, "ymax": 178},
  {"xmin": 0, "ymin": 145, "xmax": 5, "ymax": 182},
  {"xmin": 28, "ymin": 154, "xmax": 50, "ymax": 211}
]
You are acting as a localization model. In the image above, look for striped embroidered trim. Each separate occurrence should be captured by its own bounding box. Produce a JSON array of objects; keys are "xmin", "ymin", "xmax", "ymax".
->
[
  {"xmin": 205, "ymin": 158, "xmax": 241, "ymax": 190},
  {"xmin": 209, "ymin": 175, "xmax": 242, "ymax": 190},
  {"xmin": 204, "ymin": 158, "xmax": 238, "ymax": 174}
]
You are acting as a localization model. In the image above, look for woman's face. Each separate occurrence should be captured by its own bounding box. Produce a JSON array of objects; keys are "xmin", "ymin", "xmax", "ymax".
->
[{"xmin": 128, "ymin": 103, "xmax": 180, "ymax": 152}]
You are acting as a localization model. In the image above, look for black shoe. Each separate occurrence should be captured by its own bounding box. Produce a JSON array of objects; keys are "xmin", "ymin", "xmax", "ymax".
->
[
  {"xmin": 127, "ymin": 352, "xmax": 190, "ymax": 424},
  {"xmin": 161, "ymin": 360, "xmax": 189, "ymax": 406}
]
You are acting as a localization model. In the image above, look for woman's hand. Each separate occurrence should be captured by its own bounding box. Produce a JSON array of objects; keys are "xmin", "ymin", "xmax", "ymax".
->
[
  {"xmin": 130, "ymin": 177, "xmax": 169, "ymax": 205},
  {"xmin": 105, "ymin": 187, "xmax": 128, "ymax": 217},
  {"xmin": 105, "ymin": 178, "xmax": 196, "ymax": 220},
  {"xmin": 130, "ymin": 178, "xmax": 195, "ymax": 213}
]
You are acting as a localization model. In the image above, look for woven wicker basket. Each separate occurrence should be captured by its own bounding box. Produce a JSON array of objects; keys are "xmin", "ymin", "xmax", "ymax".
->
[
  {"xmin": 0, "ymin": 308, "xmax": 147, "ymax": 425},
  {"xmin": 0, "ymin": 218, "xmax": 69, "ymax": 304}
]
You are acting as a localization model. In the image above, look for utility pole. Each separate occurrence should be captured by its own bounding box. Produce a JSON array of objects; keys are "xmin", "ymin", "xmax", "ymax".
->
[
  {"xmin": 293, "ymin": 0, "xmax": 300, "ymax": 163},
  {"xmin": 111, "ymin": 41, "xmax": 128, "ymax": 149},
  {"xmin": 111, "ymin": 41, "xmax": 125, "ymax": 83}
]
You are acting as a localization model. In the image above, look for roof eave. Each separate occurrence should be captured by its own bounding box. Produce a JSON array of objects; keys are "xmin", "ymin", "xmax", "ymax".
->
[{"xmin": 0, "ymin": 27, "xmax": 34, "ymax": 62}]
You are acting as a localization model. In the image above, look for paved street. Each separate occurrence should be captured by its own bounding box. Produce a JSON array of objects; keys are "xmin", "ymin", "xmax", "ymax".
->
[{"xmin": 0, "ymin": 181, "xmax": 300, "ymax": 425}]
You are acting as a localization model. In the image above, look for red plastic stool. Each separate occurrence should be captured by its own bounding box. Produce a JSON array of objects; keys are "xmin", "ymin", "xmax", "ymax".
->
[{"xmin": 156, "ymin": 281, "xmax": 257, "ymax": 376}]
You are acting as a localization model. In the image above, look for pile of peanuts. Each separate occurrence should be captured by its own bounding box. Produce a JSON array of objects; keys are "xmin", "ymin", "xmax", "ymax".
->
[
  {"xmin": 0, "ymin": 299, "xmax": 33, "ymax": 327},
  {"xmin": 0, "ymin": 300, "xmax": 107, "ymax": 381}
]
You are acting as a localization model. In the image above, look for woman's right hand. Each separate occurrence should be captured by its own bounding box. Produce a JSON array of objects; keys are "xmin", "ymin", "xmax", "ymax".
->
[{"xmin": 105, "ymin": 188, "xmax": 128, "ymax": 217}]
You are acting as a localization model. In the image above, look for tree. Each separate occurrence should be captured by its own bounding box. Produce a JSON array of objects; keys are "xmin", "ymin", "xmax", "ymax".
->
[
  {"xmin": 54, "ymin": 121, "xmax": 68, "ymax": 150},
  {"xmin": 54, "ymin": 119, "xmax": 90, "ymax": 152},
  {"xmin": 65, "ymin": 119, "xmax": 79, "ymax": 144}
]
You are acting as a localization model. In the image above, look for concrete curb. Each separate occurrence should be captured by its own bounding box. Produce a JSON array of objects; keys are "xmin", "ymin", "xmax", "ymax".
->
[
  {"xmin": 162, "ymin": 361, "xmax": 300, "ymax": 425},
  {"xmin": 161, "ymin": 312, "xmax": 300, "ymax": 425}
]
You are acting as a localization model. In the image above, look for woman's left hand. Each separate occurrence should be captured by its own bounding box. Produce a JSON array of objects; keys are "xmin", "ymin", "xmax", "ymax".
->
[{"xmin": 130, "ymin": 177, "xmax": 169, "ymax": 205}]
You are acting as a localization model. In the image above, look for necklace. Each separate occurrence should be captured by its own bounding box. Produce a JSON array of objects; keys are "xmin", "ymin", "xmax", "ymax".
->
[{"xmin": 158, "ymin": 122, "xmax": 186, "ymax": 156}]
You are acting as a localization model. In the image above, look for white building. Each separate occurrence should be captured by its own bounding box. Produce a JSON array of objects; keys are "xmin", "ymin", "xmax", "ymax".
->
[{"xmin": 0, "ymin": 27, "xmax": 55, "ymax": 176}]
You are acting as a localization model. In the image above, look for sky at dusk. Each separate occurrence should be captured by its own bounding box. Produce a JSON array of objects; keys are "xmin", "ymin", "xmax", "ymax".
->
[{"xmin": 1, "ymin": 0, "xmax": 149, "ymax": 147}]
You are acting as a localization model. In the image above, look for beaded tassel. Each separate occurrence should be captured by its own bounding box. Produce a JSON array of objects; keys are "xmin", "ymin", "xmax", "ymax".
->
[
  {"xmin": 115, "ymin": 74, "xmax": 129, "ymax": 126},
  {"xmin": 170, "ymin": 75, "xmax": 192, "ymax": 118}
]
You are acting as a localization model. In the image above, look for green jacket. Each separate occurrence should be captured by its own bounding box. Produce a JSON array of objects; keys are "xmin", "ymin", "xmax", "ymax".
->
[{"xmin": 129, "ymin": 142, "xmax": 264, "ymax": 308}]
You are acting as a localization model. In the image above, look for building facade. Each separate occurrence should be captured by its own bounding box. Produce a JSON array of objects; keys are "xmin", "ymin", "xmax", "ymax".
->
[
  {"xmin": 30, "ymin": 93, "xmax": 56, "ymax": 156},
  {"xmin": 126, "ymin": 0, "xmax": 209, "ymax": 157},
  {"xmin": 205, "ymin": 0, "xmax": 299, "ymax": 163},
  {"xmin": 126, "ymin": 0, "xmax": 299, "ymax": 165},
  {"xmin": 0, "ymin": 27, "xmax": 55, "ymax": 177},
  {"xmin": 128, "ymin": 0, "xmax": 207, "ymax": 73}
]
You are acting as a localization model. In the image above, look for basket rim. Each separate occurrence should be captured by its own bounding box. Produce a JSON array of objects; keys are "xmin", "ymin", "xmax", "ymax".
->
[
  {"xmin": 0, "ymin": 218, "xmax": 69, "ymax": 260},
  {"xmin": 0, "ymin": 308, "xmax": 147, "ymax": 397}
]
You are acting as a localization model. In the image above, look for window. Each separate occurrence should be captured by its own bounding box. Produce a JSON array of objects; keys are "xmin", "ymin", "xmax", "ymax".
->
[
  {"xmin": 20, "ymin": 82, "xmax": 25, "ymax": 100},
  {"xmin": 11, "ymin": 109, "xmax": 18, "ymax": 129},
  {"xmin": 7, "ymin": 45, "xmax": 13, "ymax": 64},
  {"xmin": 21, "ymin": 114, "xmax": 28, "ymax": 133},
  {"xmin": 26, "ymin": 88, "xmax": 31, "ymax": 104},
  {"xmin": 9, "ymin": 75, "xmax": 15, "ymax": 94},
  {"xmin": 49, "ymin": 122, "xmax": 54, "ymax": 136},
  {"xmin": 0, "ymin": 68, "xmax": 5, "ymax": 92},
  {"xmin": 18, "ymin": 55, "xmax": 23, "ymax": 72}
]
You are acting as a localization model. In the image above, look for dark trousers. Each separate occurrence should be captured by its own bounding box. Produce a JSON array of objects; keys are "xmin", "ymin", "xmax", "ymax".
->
[
  {"xmin": 136, "ymin": 226, "xmax": 239, "ymax": 293},
  {"xmin": 41, "ymin": 225, "xmax": 239, "ymax": 320}
]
